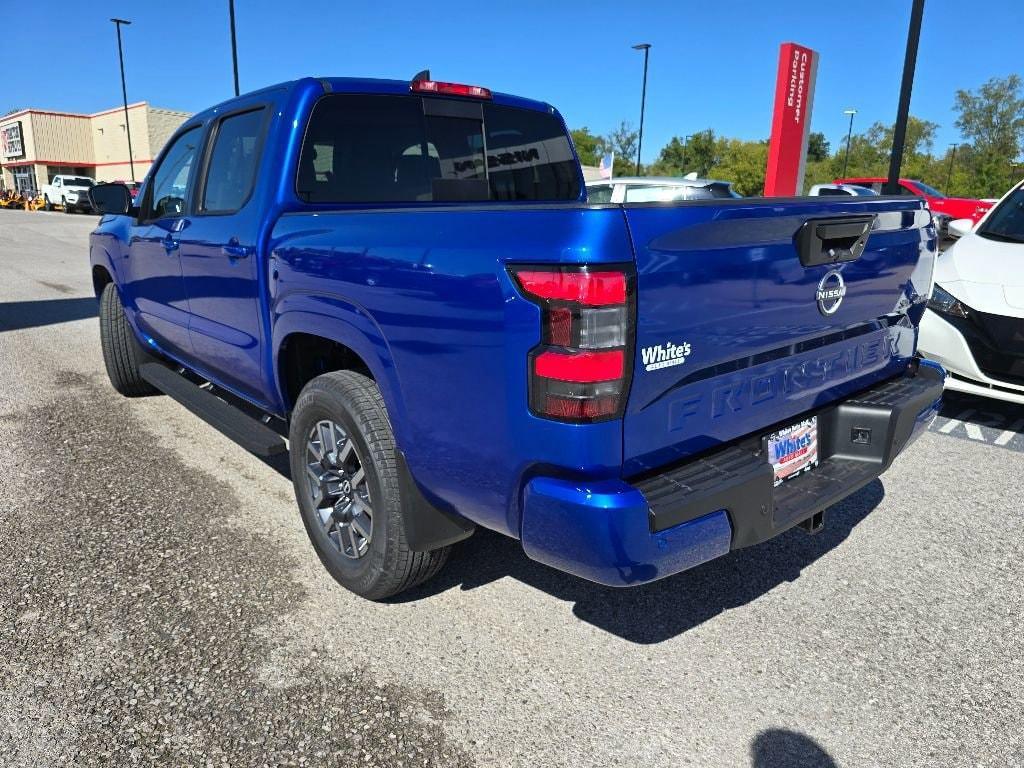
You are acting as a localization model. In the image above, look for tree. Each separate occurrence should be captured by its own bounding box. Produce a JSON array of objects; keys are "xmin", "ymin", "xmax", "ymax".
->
[
  {"xmin": 648, "ymin": 129, "xmax": 722, "ymax": 178},
  {"xmin": 605, "ymin": 121, "xmax": 640, "ymax": 175},
  {"xmin": 570, "ymin": 127, "xmax": 603, "ymax": 168},
  {"xmin": 953, "ymin": 75, "xmax": 1024, "ymax": 197},
  {"xmin": 807, "ymin": 132, "xmax": 830, "ymax": 162}
]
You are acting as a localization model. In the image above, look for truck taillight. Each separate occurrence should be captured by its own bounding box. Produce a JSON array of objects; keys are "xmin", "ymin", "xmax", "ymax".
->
[{"xmin": 511, "ymin": 265, "xmax": 634, "ymax": 423}]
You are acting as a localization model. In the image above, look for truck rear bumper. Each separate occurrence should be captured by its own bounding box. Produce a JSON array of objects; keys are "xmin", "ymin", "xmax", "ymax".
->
[{"xmin": 520, "ymin": 360, "xmax": 944, "ymax": 587}]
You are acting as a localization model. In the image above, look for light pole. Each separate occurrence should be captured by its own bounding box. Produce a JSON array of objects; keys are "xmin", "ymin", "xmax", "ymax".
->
[
  {"xmin": 842, "ymin": 109, "xmax": 857, "ymax": 178},
  {"xmin": 110, "ymin": 18, "xmax": 135, "ymax": 183},
  {"xmin": 945, "ymin": 143, "xmax": 958, "ymax": 189},
  {"xmin": 885, "ymin": 0, "xmax": 926, "ymax": 194},
  {"xmin": 228, "ymin": 0, "xmax": 240, "ymax": 96},
  {"xmin": 632, "ymin": 43, "xmax": 651, "ymax": 176}
]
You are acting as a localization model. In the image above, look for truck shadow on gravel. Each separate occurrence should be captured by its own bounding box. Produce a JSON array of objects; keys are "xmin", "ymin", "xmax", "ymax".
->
[
  {"xmin": 398, "ymin": 481, "xmax": 884, "ymax": 644},
  {"xmin": 751, "ymin": 729, "xmax": 838, "ymax": 768},
  {"xmin": 0, "ymin": 297, "xmax": 97, "ymax": 332}
]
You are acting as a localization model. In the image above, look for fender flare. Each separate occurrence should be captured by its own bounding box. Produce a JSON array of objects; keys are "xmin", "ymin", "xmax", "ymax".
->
[{"xmin": 272, "ymin": 298, "xmax": 475, "ymax": 551}]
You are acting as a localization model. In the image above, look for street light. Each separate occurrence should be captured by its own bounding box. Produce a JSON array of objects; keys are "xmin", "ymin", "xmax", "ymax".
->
[
  {"xmin": 632, "ymin": 43, "xmax": 651, "ymax": 177},
  {"xmin": 945, "ymin": 143, "xmax": 958, "ymax": 189},
  {"xmin": 110, "ymin": 18, "xmax": 135, "ymax": 183},
  {"xmin": 842, "ymin": 109, "xmax": 857, "ymax": 178}
]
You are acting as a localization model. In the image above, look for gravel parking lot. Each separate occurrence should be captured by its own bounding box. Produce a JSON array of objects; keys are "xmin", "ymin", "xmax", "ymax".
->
[{"xmin": 1, "ymin": 209, "xmax": 1022, "ymax": 767}]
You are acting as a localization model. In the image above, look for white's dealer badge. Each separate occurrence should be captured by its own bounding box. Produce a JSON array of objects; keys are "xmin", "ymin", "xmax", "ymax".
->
[{"xmin": 641, "ymin": 341, "xmax": 692, "ymax": 372}]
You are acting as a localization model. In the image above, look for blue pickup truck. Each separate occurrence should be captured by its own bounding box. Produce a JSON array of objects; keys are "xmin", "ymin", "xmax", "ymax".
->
[{"xmin": 88, "ymin": 75, "xmax": 944, "ymax": 599}]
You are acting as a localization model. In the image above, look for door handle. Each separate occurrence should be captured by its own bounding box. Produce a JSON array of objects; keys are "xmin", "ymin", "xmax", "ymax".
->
[{"xmin": 221, "ymin": 239, "xmax": 251, "ymax": 260}]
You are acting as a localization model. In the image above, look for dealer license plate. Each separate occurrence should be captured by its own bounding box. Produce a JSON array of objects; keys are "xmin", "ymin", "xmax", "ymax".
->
[{"xmin": 766, "ymin": 417, "xmax": 819, "ymax": 487}]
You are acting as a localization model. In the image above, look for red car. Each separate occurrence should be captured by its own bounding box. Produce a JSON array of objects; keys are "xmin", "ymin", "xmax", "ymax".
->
[{"xmin": 835, "ymin": 177, "xmax": 993, "ymax": 236}]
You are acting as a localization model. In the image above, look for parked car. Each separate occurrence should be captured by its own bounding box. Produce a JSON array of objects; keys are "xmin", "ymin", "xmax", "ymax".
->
[
  {"xmin": 808, "ymin": 183, "xmax": 878, "ymax": 197},
  {"xmin": 586, "ymin": 176, "xmax": 740, "ymax": 203},
  {"xmin": 41, "ymin": 174, "xmax": 95, "ymax": 213},
  {"xmin": 88, "ymin": 75, "xmax": 943, "ymax": 600},
  {"xmin": 835, "ymin": 177, "xmax": 992, "ymax": 238},
  {"xmin": 918, "ymin": 179, "xmax": 1024, "ymax": 404}
]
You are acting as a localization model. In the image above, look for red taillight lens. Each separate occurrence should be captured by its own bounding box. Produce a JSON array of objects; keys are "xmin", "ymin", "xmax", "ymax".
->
[
  {"xmin": 511, "ymin": 265, "xmax": 634, "ymax": 423},
  {"xmin": 514, "ymin": 270, "xmax": 626, "ymax": 306},
  {"xmin": 410, "ymin": 80, "xmax": 493, "ymax": 99}
]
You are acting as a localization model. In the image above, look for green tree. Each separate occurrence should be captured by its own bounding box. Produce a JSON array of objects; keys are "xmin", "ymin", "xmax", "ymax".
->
[
  {"xmin": 604, "ymin": 121, "xmax": 640, "ymax": 176},
  {"xmin": 953, "ymin": 75, "xmax": 1024, "ymax": 197},
  {"xmin": 807, "ymin": 132, "xmax": 830, "ymax": 162},
  {"xmin": 715, "ymin": 139, "xmax": 769, "ymax": 196},
  {"xmin": 570, "ymin": 127, "xmax": 603, "ymax": 168},
  {"xmin": 648, "ymin": 129, "xmax": 722, "ymax": 178}
]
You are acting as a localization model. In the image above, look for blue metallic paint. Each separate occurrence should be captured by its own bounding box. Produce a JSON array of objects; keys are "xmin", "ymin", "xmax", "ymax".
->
[
  {"xmin": 88, "ymin": 76, "xmax": 940, "ymax": 586},
  {"xmin": 520, "ymin": 476, "xmax": 733, "ymax": 587}
]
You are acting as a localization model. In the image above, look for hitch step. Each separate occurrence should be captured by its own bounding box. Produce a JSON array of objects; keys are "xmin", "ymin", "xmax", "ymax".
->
[{"xmin": 140, "ymin": 363, "xmax": 288, "ymax": 457}]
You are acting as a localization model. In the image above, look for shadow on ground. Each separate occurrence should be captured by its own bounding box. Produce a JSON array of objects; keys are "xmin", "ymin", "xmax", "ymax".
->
[
  {"xmin": 396, "ymin": 479, "xmax": 884, "ymax": 644},
  {"xmin": 750, "ymin": 729, "xmax": 838, "ymax": 768},
  {"xmin": 0, "ymin": 297, "xmax": 97, "ymax": 332}
]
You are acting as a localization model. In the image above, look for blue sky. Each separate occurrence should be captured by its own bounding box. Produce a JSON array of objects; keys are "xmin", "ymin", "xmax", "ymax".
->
[{"xmin": 4, "ymin": 0, "xmax": 1021, "ymax": 162}]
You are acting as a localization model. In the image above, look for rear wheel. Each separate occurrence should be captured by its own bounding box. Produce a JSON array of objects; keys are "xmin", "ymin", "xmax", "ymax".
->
[
  {"xmin": 289, "ymin": 371, "xmax": 449, "ymax": 600},
  {"xmin": 98, "ymin": 283, "xmax": 158, "ymax": 397}
]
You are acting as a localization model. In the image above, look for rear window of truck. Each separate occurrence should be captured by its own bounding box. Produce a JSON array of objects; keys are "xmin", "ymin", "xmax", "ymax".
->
[{"xmin": 296, "ymin": 94, "xmax": 581, "ymax": 204}]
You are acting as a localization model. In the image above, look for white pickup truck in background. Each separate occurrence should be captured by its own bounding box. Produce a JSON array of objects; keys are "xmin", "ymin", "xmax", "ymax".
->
[{"xmin": 41, "ymin": 175, "xmax": 95, "ymax": 213}]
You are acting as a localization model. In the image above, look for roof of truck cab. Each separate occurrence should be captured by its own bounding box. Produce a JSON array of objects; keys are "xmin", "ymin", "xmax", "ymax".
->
[{"xmin": 189, "ymin": 76, "xmax": 556, "ymax": 122}]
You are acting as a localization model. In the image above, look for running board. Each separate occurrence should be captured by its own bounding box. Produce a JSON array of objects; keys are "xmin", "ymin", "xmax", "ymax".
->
[{"xmin": 140, "ymin": 363, "xmax": 288, "ymax": 457}]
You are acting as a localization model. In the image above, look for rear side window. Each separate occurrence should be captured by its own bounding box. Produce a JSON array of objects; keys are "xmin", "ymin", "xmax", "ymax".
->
[
  {"xmin": 202, "ymin": 108, "xmax": 265, "ymax": 212},
  {"xmin": 296, "ymin": 94, "xmax": 580, "ymax": 204}
]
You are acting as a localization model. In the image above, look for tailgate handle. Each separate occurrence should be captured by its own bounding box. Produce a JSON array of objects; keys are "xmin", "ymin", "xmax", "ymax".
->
[{"xmin": 796, "ymin": 215, "xmax": 875, "ymax": 267}]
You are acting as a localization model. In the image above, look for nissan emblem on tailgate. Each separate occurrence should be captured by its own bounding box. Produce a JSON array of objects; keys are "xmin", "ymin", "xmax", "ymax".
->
[{"xmin": 816, "ymin": 270, "xmax": 846, "ymax": 315}]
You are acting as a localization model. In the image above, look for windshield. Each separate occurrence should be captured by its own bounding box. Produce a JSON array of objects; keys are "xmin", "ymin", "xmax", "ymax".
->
[
  {"xmin": 66, "ymin": 177, "xmax": 94, "ymax": 187},
  {"xmin": 977, "ymin": 184, "xmax": 1024, "ymax": 243},
  {"xmin": 912, "ymin": 180, "xmax": 945, "ymax": 198}
]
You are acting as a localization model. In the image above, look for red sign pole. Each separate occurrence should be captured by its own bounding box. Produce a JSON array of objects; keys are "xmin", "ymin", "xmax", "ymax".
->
[{"xmin": 764, "ymin": 42, "xmax": 819, "ymax": 196}]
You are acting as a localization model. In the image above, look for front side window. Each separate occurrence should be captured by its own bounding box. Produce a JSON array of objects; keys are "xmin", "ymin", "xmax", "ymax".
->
[
  {"xmin": 296, "ymin": 94, "xmax": 580, "ymax": 204},
  {"xmin": 202, "ymin": 108, "xmax": 265, "ymax": 212},
  {"xmin": 978, "ymin": 184, "xmax": 1024, "ymax": 243},
  {"xmin": 147, "ymin": 126, "xmax": 201, "ymax": 219}
]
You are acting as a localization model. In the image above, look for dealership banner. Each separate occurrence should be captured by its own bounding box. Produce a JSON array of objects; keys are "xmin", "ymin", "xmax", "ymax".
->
[{"xmin": 764, "ymin": 42, "xmax": 819, "ymax": 196}]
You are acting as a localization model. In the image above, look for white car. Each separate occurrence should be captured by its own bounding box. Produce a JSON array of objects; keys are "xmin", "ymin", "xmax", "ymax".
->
[
  {"xmin": 41, "ymin": 174, "xmax": 95, "ymax": 214},
  {"xmin": 807, "ymin": 183, "xmax": 878, "ymax": 197},
  {"xmin": 586, "ymin": 176, "xmax": 740, "ymax": 203},
  {"xmin": 918, "ymin": 179, "xmax": 1024, "ymax": 404}
]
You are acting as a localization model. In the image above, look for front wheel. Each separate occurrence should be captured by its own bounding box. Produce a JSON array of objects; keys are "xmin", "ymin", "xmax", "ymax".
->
[
  {"xmin": 43, "ymin": 196, "xmax": 53, "ymax": 212},
  {"xmin": 61, "ymin": 197, "xmax": 71, "ymax": 214},
  {"xmin": 98, "ymin": 283, "xmax": 158, "ymax": 397},
  {"xmin": 289, "ymin": 371, "xmax": 449, "ymax": 600}
]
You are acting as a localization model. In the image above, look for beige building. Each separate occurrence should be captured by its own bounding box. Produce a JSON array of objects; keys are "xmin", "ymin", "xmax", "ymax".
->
[{"xmin": 1, "ymin": 102, "xmax": 191, "ymax": 193}]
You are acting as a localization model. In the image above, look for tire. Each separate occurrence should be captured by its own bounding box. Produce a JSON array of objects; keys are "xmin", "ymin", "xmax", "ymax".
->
[
  {"xmin": 289, "ymin": 371, "xmax": 449, "ymax": 600},
  {"xmin": 43, "ymin": 196, "xmax": 53, "ymax": 212},
  {"xmin": 62, "ymin": 196, "xmax": 71, "ymax": 214},
  {"xmin": 98, "ymin": 282, "xmax": 158, "ymax": 397}
]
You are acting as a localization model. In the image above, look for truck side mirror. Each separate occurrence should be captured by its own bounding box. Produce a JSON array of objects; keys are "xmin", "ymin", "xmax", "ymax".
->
[{"xmin": 89, "ymin": 183, "xmax": 132, "ymax": 216}]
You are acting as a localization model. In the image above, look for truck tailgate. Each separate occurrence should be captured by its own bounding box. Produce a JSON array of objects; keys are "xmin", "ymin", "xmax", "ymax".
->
[{"xmin": 622, "ymin": 197, "xmax": 935, "ymax": 476}]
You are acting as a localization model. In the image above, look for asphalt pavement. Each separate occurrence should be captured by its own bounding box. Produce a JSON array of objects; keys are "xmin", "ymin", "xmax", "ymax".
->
[{"xmin": 1, "ymin": 209, "xmax": 1021, "ymax": 767}]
